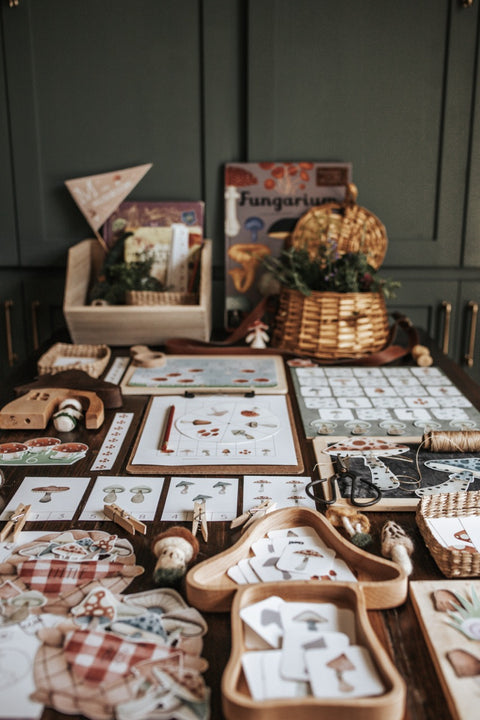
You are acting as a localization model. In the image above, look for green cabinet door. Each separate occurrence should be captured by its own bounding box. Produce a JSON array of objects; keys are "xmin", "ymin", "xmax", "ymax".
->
[
  {"xmin": 247, "ymin": 0, "xmax": 477, "ymax": 269},
  {"xmin": 0, "ymin": 273, "xmax": 28, "ymax": 399},
  {"xmin": 2, "ymin": 0, "xmax": 204, "ymax": 267},
  {"xmin": 386, "ymin": 277, "xmax": 459, "ymax": 353}
]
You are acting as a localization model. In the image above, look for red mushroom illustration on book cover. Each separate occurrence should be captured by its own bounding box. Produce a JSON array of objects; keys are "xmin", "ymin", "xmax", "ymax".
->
[{"xmin": 224, "ymin": 161, "xmax": 351, "ymax": 329}]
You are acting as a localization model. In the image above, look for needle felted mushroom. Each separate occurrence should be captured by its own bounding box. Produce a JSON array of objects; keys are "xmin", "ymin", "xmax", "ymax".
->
[
  {"xmin": 32, "ymin": 485, "xmax": 69, "ymax": 503},
  {"xmin": 151, "ymin": 527, "xmax": 199, "ymax": 587},
  {"xmin": 325, "ymin": 505, "xmax": 372, "ymax": 548},
  {"xmin": 380, "ymin": 520, "xmax": 414, "ymax": 576}
]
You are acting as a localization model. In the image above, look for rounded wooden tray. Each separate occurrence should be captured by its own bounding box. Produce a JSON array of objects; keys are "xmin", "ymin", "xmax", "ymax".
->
[
  {"xmin": 221, "ymin": 582, "xmax": 406, "ymax": 720},
  {"xmin": 185, "ymin": 507, "xmax": 407, "ymax": 612}
]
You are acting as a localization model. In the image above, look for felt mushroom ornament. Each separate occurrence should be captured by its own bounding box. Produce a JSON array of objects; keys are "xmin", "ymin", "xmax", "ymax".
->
[
  {"xmin": 151, "ymin": 526, "xmax": 199, "ymax": 587},
  {"xmin": 53, "ymin": 397, "xmax": 84, "ymax": 432},
  {"xmin": 380, "ymin": 520, "xmax": 414, "ymax": 576},
  {"xmin": 325, "ymin": 505, "xmax": 372, "ymax": 548}
]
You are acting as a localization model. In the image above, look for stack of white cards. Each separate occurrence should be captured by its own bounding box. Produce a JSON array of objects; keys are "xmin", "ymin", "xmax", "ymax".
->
[
  {"xmin": 240, "ymin": 596, "xmax": 385, "ymax": 700},
  {"xmin": 227, "ymin": 526, "xmax": 358, "ymax": 585},
  {"xmin": 425, "ymin": 516, "xmax": 480, "ymax": 553}
]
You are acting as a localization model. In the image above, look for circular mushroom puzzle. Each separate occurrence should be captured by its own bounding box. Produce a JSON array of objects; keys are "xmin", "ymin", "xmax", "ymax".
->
[{"xmin": 175, "ymin": 401, "xmax": 281, "ymax": 444}]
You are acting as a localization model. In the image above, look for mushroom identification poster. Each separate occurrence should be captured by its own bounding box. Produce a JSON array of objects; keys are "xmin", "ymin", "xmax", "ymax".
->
[{"xmin": 224, "ymin": 161, "xmax": 351, "ymax": 328}]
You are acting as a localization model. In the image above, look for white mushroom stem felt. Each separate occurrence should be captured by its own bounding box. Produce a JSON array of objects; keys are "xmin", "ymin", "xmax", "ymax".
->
[{"xmin": 381, "ymin": 520, "xmax": 414, "ymax": 576}]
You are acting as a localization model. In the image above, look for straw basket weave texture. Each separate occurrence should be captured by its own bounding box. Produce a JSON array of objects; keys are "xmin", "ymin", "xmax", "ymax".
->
[
  {"xmin": 290, "ymin": 183, "xmax": 387, "ymax": 270},
  {"xmin": 271, "ymin": 288, "xmax": 390, "ymax": 360},
  {"xmin": 37, "ymin": 342, "xmax": 111, "ymax": 378},
  {"xmin": 125, "ymin": 290, "xmax": 197, "ymax": 306},
  {"xmin": 416, "ymin": 492, "xmax": 480, "ymax": 577},
  {"xmin": 269, "ymin": 183, "xmax": 391, "ymax": 360}
]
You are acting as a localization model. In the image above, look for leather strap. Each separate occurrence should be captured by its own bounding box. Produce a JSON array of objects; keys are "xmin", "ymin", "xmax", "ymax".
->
[{"xmin": 165, "ymin": 301, "xmax": 419, "ymax": 366}]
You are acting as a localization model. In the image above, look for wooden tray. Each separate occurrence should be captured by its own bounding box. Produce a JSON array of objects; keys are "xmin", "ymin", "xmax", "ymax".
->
[
  {"xmin": 222, "ymin": 582, "xmax": 406, "ymax": 720},
  {"xmin": 185, "ymin": 507, "xmax": 407, "ymax": 612}
]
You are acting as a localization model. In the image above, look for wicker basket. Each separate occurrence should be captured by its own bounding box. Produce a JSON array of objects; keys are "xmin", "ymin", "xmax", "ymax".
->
[
  {"xmin": 37, "ymin": 342, "xmax": 111, "ymax": 378},
  {"xmin": 125, "ymin": 290, "xmax": 197, "ymax": 306},
  {"xmin": 290, "ymin": 183, "xmax": 387, "ymax": 270},
  {"xmin": 416, "ymin": 492, "xmax": 480, "ymax": 578},
  {"xmin": 271, "ymin": 288, "xmax": 390, "ymax": 360}
]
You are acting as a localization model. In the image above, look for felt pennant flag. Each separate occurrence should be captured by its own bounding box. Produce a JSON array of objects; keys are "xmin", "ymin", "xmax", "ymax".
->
[{"xmin": 65, "ymin": 163, "xmax": 152, "ymax": 235}]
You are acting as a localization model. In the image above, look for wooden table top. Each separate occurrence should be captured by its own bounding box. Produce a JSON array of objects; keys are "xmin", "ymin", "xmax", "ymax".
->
[{"xmin": 1, "ymin": 340, "xmax": 479, "ymax": 720}]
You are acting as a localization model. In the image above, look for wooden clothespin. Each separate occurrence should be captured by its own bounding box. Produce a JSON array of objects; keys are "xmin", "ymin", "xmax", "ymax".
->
[
  {"xmin": 230, "ymin": 499, "xmax": 276, "ymax": 531},
  {"xmin": 0, "ymin": 503, "xmax": 31, "ymax": 542},
  {"xmin": 192, "ymin": 500, "xmax": 208, "ymax": 542},
  {"xmin": 103, "ymin": 503, "xmax": 147, "ymax": 535}
]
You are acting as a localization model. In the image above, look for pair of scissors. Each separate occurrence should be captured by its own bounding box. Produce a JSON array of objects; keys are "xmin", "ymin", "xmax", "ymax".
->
[{"xmin": 305, "ymin": 454, "xmax": 382, "ymax": 508}]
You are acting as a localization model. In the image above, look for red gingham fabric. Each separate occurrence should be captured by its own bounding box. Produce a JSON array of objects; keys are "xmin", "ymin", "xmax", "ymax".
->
[
  {"xmin": 64, "ymin": 629, "xmax": 172, "ymax": 685},
  {"xmin": 17, "ymin": 560, "xmax": 127, "ymax": 595}
]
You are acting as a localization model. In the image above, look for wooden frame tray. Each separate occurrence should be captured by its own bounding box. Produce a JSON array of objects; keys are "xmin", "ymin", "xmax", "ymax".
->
[
  {"xmin": 222, "ymin": 582, "xmax": 406, "ymax": 720},
  {"xmin": 185, "ymin": 507, "xmax": 407, "ymax": 612},
  {"xmin": 127, "ymin": 394, "xmax": 304, "ymax": 475}
]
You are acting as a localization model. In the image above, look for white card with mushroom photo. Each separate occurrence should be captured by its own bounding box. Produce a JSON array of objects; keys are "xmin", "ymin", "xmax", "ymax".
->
[
  {"xmin": 79, "ymin": 475, "xmax": 165, "ymax": 521},
  {"xmin": 242, "ymin": 476, "xmax": 315, "ymax": 511},
  {"xmin": 0, "ymin": 476, "xmax": 90, "ymax": 521},
  {"xmin": 305, "ymin": 645, "xmax": 385, "ymax": 698},
  {"xmin": 161, "ymin": 476, "xmax": 239, "ymax": 521}
]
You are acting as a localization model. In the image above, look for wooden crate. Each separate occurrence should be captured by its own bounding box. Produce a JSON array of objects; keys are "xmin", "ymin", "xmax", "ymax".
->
[{"xmin": 63, "ymin": 238, "xmax": 212, "ymax": 346}]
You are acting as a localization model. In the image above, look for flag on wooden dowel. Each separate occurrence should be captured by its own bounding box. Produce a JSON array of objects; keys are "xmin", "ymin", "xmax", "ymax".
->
[{"xmin": 65, "ymin": 163, "xmax": 152, "ymax": 250}]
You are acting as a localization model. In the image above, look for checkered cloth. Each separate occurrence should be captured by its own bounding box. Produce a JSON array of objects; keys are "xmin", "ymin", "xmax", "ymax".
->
[
  {"xmin": 17, "ymin": 560, "xmax": 128, "ymax": 595},
  {"xmin": 64, "ymin": 629, "xmax": 172, "ymax": 685}
]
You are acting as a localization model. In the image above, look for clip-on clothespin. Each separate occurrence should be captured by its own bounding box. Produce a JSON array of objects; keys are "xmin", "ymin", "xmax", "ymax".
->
[
  {"xmin": 192, "ymin": 500, "xmax": 208, "ymax": 542},
  {"xmin": 103, "ymin": 503, "xmax": 147, "ymax": 535},
  {"xmin": 0, "ymin": 503, "xmax": 31, "ymax": 542},
  {"xmin": 230, "ymin": 498, "xmax": 276, "ymax": 532}
]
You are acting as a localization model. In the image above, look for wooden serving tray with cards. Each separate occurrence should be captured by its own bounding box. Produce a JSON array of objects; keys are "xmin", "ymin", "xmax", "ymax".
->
[
  {"xmin": 185, "ymin": 507, "xmax": 408, "ymax": 613},
  {"xmin": 221, "ymin": 582, "xmax": 406, "ymax": 720}
]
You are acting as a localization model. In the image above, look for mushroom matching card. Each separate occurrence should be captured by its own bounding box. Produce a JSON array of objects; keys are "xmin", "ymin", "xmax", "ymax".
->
[{"xmin": 0, "ymin": 476, "xmax": 90, "ymax": 522}]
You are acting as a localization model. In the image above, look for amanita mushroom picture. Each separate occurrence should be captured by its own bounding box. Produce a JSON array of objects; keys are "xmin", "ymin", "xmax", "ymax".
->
[
  {"xmin": 224, "ymin": 165, "xmax": 258, "ymax": 237},
  {"xmin": 293, "ymin": 548, "xmax": 324, "ymax": 572},
  {"xmin": 32, "ymin": 485, "xmax": 69, "ymax": 503}
]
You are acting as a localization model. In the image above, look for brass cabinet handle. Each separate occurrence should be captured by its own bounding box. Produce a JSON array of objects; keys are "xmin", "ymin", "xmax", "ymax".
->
[
  {"xmin": 31, "ymin": 299, "xmax": 40, "ymax": 351},
  {"xmin": 441, "ymin": 301, "xmax": 452, "ymax": 355},
  {"xmin": 4, "ymin": 300, "xmax": 19, "ymax": 367},
  {"xmin": 465, "ymin": 300, "xmax": 479, "ymax": 368}
]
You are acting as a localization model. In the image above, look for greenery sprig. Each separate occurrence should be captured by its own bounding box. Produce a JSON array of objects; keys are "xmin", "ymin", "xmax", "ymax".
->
[
  {"xmin": 262, "ymin": 243, "xmax": 400, "ymax": 298},
  {"xmin": 89, "ymin": 250, "xmax": 166, "ymax": 305}
]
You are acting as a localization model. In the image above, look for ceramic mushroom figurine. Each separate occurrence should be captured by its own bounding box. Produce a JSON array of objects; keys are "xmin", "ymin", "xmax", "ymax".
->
[
  {"xmin": 32, "ymin": 485, "xmax": 69, "ymax": 503},
  {"xmin": 151, "ymin": 526, "xmax": 199, "ymax": 587}
]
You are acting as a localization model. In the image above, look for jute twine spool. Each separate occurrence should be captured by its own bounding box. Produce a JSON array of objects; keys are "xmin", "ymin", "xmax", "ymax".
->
[{"xmin": 422, "ymin": 430, "xmax": 480, "ymax": 453}]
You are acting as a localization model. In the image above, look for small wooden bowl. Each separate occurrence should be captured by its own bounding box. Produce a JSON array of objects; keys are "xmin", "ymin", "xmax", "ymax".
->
[
  {"xmin": 222, "ymin": 582, "xmax": 406, "ymax": 720},
  {"xmin": 185, "ymin": 507, "xmax": 407, "ymax": 612}
]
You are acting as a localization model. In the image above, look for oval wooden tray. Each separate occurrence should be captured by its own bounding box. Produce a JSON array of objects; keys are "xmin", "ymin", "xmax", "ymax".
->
[
  {"xmin": 222, "ymin": 582, "xmax": 406, "ymax": 720},
  {"xmin": 185, "ymin": 507, "xmax": 407, "ymax": 612}
]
